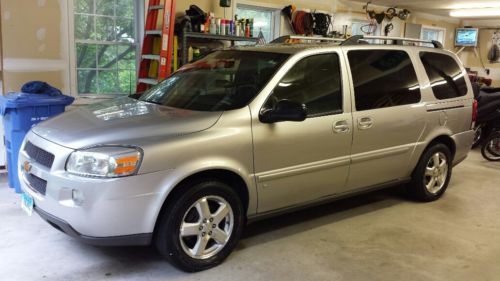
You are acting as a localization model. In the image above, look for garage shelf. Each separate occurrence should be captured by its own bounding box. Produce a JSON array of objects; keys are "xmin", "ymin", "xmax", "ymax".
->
[{"xmin": 180, "ymin": 32, "xmax": 259, "ymax": 65}]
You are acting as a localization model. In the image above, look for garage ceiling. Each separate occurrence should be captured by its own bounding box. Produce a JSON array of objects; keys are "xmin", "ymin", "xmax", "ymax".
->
[{"xmin": 346, "ymin": 0, "xmax": 500, "ymax": 16}]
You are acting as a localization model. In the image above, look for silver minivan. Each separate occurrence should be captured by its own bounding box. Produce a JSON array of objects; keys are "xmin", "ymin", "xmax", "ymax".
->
[{"xmin": 19, "ymin": 36, "xmax": 476, "ymax": 271}]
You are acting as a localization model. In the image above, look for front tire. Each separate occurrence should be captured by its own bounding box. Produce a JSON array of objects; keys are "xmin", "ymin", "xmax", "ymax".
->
[
  {"xmin": 408, "ymin": 143, "xmax": 452, "ymax": 202},
  {"xmin": 155, "ymin": 180, "xmax": 245, "ymax": 272}
]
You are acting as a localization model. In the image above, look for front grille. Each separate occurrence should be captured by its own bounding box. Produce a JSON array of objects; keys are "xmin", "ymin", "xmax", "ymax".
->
[
  {"xmin": 26, "ymin": 173, "xmax": 47, "ymax": 195},
  {"xmin": 24, "ymin": 141, "xmax": 55, "ymax": 169}
]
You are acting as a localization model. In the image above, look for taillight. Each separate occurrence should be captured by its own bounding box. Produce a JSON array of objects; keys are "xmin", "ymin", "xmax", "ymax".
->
[{"xmin": 471, "ymin": 99, "xmax": 478, "ymax": 129}]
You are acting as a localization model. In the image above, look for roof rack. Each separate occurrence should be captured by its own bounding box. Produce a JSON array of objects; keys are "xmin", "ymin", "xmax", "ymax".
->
[
  {"xmin": 271, "ymin": 35, "xmax": 443, "ymax": 49},
  {"xmin": 342, "ymin": 35, "xmax": 443, "ymax": 49},
  {"xmin": 271, "ymin": 35, "xmax": 346, "ymax": 44}
]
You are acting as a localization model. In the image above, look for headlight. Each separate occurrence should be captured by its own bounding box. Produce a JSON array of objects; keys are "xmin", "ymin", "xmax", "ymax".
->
[{"xmin": 66, "ymin": 146, "xmax": 142, "ymax": 178}]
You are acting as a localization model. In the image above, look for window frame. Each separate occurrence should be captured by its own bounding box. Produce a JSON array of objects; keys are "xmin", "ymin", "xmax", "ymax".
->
[
  {"xmin": 233, "ymin": 1, "xmax": 281, "ymax": 43},
  {"xmin": 418, "ymin": 51, "xmax": 468, "ymax": 100},
  {"xmin": 346, "ymin": 49, "xmax": 422, "ymax": 112},
  {"xmin": 420, "ymin": 25, "xmax": 446, "ymax": 46},
  {"xmin": 261, "ymin": 52, "xmax": 344, "ymax": 119},
  {"xmin": 351, "ymin": 20, "xmax": 373, "ymax": 36},
  {"xmin": 68, "ymin": 0, "xmax": 144, "ymax": 99}
]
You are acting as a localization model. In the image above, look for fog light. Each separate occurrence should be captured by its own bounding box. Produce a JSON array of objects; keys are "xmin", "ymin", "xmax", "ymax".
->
[{"xmin": 72, "ymin": 189, "xmax": 84, "ymax": 206}]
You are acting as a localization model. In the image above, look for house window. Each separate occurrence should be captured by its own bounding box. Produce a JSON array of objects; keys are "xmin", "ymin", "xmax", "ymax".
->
[
  {"xmin": 351, "ymin": 20, "xmax": 377, "ymax": 36},
  {"xmin": 421, "ymin": 26, "xmax": 445, "ymax": 45},
  {"xmin": 236, "ymin": 4, "xmax": 280, "ymax": 43},
  {"xmin": 73, "ymin": 0, "xmax": 140, "ymax": 95}
]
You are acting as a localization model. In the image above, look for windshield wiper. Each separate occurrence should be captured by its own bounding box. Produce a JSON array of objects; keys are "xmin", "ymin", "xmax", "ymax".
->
[{"xmin": 142, "ymin": 99, "xmax": 163, "ymax": 106}]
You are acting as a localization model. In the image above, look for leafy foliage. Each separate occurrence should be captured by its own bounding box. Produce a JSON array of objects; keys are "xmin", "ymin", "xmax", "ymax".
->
[{"xmin": 75, "ymin": 0, "xmax": 136, "ymax": 95}]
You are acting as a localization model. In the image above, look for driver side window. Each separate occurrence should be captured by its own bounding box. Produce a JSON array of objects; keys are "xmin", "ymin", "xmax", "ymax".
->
[{"xmin": 265, "ymin": 53, "xmax": 343, "ymax": 117}]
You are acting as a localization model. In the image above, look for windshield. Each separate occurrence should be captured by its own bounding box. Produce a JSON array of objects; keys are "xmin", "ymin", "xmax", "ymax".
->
[{"xmin": 139, "ymin": 50, "xmax": 289, "ymax": 111}]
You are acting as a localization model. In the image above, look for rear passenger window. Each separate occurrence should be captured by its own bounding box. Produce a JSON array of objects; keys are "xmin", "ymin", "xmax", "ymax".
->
[
  {"xmin": 348, "ymin": 50, "xmax": 421, "ymax": 111},
  {"xmin": 419, "ymin": 52, "xmax": 468, "ymax": 100},
  {"xmin": 266, "ymin": 53, "xmax": 342, "ymax": 117}
]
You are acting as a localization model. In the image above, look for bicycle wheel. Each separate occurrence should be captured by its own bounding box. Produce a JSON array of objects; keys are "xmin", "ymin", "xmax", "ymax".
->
[{"xmin": 481, "ymin": 132, "xmax": 500, "ymax": 161}]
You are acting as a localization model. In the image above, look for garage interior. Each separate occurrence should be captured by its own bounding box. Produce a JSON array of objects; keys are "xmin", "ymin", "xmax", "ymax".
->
[{"xmin": 0, "ymin": 0, "xmax": 499, "ymax": 280}]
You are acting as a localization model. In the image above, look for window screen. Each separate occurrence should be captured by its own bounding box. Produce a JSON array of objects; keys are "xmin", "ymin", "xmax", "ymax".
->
[
  {"xmin": 266, "ymin": 53, "xmax": 342, "ymax": 117},
  {"xmin": 348, "ymin": 50, "xmax": 421, "ymax": 111},
  {"xmin": 420, "ymin": 52, "xmax": 468, "ymax": 100}
]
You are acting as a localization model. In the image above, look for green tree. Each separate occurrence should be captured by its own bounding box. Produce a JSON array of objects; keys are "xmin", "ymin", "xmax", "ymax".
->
[{"xmin": 75, "ymin": 0, "xmax": 136, "ymax": 94}]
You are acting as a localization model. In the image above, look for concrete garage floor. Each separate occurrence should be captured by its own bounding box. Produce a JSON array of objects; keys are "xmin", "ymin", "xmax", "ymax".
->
[{"xmin": 0, "ymin": 150, "xmax": 499, "ymax": 281}]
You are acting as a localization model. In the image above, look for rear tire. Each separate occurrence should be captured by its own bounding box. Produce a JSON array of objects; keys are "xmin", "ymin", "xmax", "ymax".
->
[
  {"xmin": 408, "ymin": 143, "xmax": 452, "ymax": 202},
  {"xmin": 154, "ymin": 179, "xmax": 245, "ymax": 272},
  {"xmin": 472, "ymin": 125, "xmax": 484, "ymax": 148},
  {"xmin": 481, "ymin": 132, "xmax": 500, "ymax": 161}
]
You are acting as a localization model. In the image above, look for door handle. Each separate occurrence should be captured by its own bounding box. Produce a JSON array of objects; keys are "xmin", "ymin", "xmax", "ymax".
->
[
  {"xmin": 333, "ymin": 120, "xmax": 350, "ymax": 133},
  {"xmin": 358, "ymin": 117, "xmax": 373, "ymax": 130}
]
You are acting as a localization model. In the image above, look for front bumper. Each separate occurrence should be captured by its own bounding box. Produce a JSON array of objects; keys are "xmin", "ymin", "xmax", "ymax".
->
[
  {"xmin": 19, "ymin": 131, "xmax": 173, "ymax": 244},
  {"xmin": 34, "ymin": 205, "xmax": 152, "ymax": 246}
]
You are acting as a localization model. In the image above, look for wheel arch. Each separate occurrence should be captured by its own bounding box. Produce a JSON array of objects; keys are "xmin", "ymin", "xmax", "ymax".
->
[
  {"xmin": 427, "ymin": 135, "xmax": 456, "ymax": 160},
  {"xmin": 152, "ymin": 168, "xmax": 251, "ymax": 237},
  {"xmin": 410, "ymin": 133, "xmax": 457, "ymax": 176}
]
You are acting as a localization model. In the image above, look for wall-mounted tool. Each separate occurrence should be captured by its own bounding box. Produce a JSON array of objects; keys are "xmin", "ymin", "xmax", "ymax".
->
[
  {"xmin": 487, "ymin": 31, "xmax": 499, "ymax": 62},
  {"xmin": 363, "ymin": 2, "xmax": 411, "ymax": 24},
  {"xmin": 364, "ymin": 2, "xmax": 385, "ymax": 24},
  {"xmin": 384, "ymin": 23, "xmax": 394, "ymax": 36},
  {"xmin": 398, "ymin": 9, "xmax": 411, "ymax": 21}
]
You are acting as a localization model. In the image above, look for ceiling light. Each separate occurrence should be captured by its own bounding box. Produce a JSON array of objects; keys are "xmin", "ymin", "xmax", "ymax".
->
[
  {"xmin": 450, "ymin": 8, "xmax": 500, "ymax": 17},
  {"xmin": 450, "ymin": 2, "xmax": 500, "ymax": 9}
]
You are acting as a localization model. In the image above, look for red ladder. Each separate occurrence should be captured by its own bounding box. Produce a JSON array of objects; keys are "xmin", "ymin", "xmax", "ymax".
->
[{"xmin": 136, "ymin": 0, "xmax": 176, "ymax": 92}]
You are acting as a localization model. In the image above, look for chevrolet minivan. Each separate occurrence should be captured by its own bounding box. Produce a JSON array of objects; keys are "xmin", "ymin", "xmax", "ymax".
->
[{"xmin": 19, "ymin": 36, "xmax": 475, "ymax": 272}]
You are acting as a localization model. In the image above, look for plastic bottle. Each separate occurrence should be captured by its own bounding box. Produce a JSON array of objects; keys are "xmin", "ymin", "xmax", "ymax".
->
[
  {"xmin": 249, "ymin": 18, "xmax": 254, "ymax": 37},
  {"xmin": 221, "ymin": 19, "xmax": 226, "ymax": 36},
  {"xmin": 216, "ymin": 18, "xmax": 221, "ymax": 35},
  {"xmin": 188, "ymin": 46, "xmax": 194, "ymax": 62},
  {"xmin": 245, "ymin": 20, "xmax": 250, "ymax": 38},
  {"xmin": 193, "ymin": 48, "xmax": 201, "ymax": 60},
  {"xmin": 226, "ymin": 20, "xmax": 231, "ymax": 36},
  {"xmin": 204, "ymin": 15, "xmax": 210, "ymax": 33},
  {"xmin": 239, "ymin": 20, "xmax": 245, "ymax": 36},
  {"xmin": 235, "ymin": 22, "xmax": 240, "ymax": 37},
  {"xmin": 210, "ymin": 18, "xmax": 217, "ymax": 35}
]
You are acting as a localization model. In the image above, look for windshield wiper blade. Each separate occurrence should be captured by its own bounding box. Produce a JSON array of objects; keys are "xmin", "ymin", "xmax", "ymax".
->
[{"xmin": 143, "ymin": 100, "xmax": 163, "ymax": 106}]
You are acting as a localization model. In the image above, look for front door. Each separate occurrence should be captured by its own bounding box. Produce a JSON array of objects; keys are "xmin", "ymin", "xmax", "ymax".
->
[{"xmin": 252, "ymin": 52, "xmax": 353, "ymax": 213}]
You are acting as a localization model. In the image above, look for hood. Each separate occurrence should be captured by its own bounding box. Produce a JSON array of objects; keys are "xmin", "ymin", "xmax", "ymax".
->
[{"xmin": 32, "ymin": 97, "xmax": 222, "ymax": 149}]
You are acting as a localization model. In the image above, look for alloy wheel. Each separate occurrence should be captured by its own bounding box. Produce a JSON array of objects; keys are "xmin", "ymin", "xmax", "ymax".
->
[
  {"xmin": 424, "ymin": 152, "xmax": 448, "ymax": 194},
  {"xmin": 179, "ymin": 196, "xmax": 234, "ymax": 260}
]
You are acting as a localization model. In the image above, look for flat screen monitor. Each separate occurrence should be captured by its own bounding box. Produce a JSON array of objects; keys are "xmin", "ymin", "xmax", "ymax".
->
[{"xmin": 455, "ymin": 28, "xmax": 479, "ymax": 47}]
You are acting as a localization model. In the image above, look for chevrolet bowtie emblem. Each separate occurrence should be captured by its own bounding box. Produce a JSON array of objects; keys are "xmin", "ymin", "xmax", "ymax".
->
[{"xmin": 23, "ymin": 161, "xmax": 32, "ymax": 173}]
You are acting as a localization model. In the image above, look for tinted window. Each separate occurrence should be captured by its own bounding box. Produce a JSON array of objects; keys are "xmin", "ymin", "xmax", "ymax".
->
[
  {"xmin": 420, "ymin": 52, "xmax": 467, "ymax": 100},
  {"xmin": 139, "ymin": 50, "xmax": 289, "ymax": 111},
  {"xmin": 265, "ymin": 53, "xmax": 342, "ymax": 117},
  {"xmin": 348, "ymin": 50, "xmax": 421, "ymax": 111}
]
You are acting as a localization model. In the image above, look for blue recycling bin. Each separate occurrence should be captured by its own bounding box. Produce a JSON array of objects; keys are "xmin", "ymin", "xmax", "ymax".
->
[{"xmin": 0, "ymin": 92, "xmax": 74, "ymax": 193}]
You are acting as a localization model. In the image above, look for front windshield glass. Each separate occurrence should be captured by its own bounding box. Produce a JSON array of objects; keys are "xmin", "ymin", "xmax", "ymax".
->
[{"xmin": 139, "ymin": 50, "xmax": 289, "ymax": 111}]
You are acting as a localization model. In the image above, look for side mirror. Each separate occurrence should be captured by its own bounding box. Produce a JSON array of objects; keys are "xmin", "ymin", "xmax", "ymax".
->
[{"xmin": 259, "ymin": 99, "xmax": 307, "ymax": 124}]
